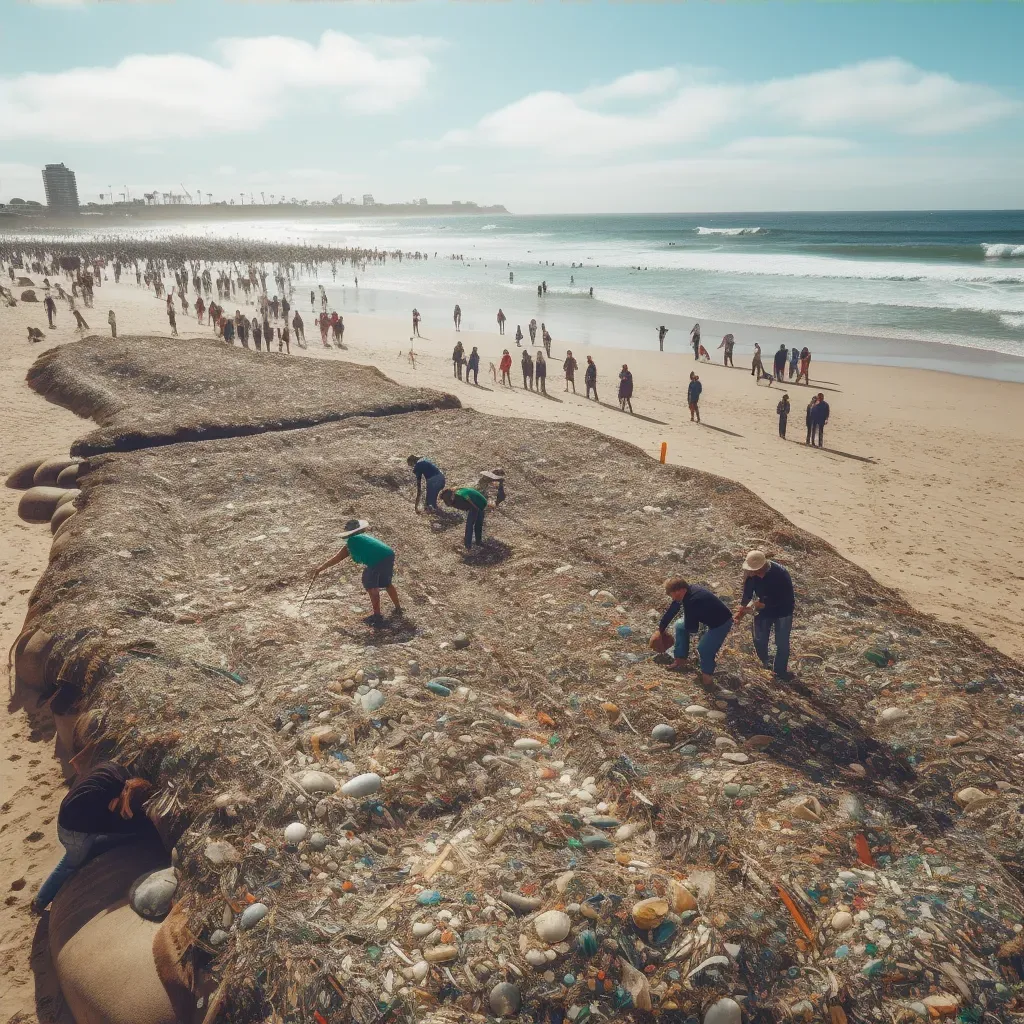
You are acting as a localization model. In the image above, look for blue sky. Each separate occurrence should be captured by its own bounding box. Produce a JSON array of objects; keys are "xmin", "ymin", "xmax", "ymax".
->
[{"xmin": 2, "ymin": 0, "xmax": 1022, "ymax": 212}]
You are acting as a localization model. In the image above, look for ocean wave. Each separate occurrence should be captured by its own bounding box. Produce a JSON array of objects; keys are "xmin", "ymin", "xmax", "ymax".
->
[
  {"xmin": 696, "ymin": 226, "xmax": 764, "ymax": 236},
  {"xmin": 1000, "ymin": 314, "xmax": 1024, "ymax": 329},
  {"xmin": 480, "ymin": 224, "xmax": 498, "ymax": 231},
  {"xmin": 983, "ymin": 243, "xmax": 1024, "ymax": 258}
]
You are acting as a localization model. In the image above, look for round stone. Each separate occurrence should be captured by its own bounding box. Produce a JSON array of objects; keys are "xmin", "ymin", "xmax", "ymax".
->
[
  {"xmin": 240, "ymin": 903, "xmax": 269, "ymax": 930},
  {"xmin": 284, "ymin": 822, "xmax": 308, "ymax": 845},
  {"xmin": 342, "ymin": 772, "xmax": 382, "ymax": 797},
  {"xmin": 534, "ymin": 910, "xmax": 571, "ymax": 943},
  {"xmin": 721, "ymin": 752, "xmax": 749, "ymax": 764},
  {"xmin": 880, "ymin": 707, "xmax": 907, "ymax": 722},
  {"xmin": 514, "ymin": 738, "xmax": 544, "ymax": 751},
  {"xmin": 130, "ymin": 867, "xmax": 178, "ymax": 920},
  {"xmin": 209, "ymin": 929, "xmax": 229, "ymax": 946},
  {"xmin": 651, "ymin": 724, "xmax": 676, "ymax": 744},
  {"xmin": 723, "ymin": 783, "xmax": 742, "ymax": 798},
  {"xmin": 308, "ymin": 832, "xmax": 329, "ymax": 852},
  {"xmin": 489, "ymin": 982, "xmax": 522, "ymax": 1017},
  {"xmin": 956, "ymin": 786, "xmax": 987, "ymax": 805},
  {"xmin": 831, "ymin": 911, "xmax": 854, "ymax": 931},
  {"xmin": 704, "ymin": 996, "xmax": 742, "ymax": 1024},
  {"xmin": 685, "ymin": 705, "xmax": 708, "ymax": 717},
  {"xmin": 299, "ymin": 771, "xmax": 338, "ymax": 795}
]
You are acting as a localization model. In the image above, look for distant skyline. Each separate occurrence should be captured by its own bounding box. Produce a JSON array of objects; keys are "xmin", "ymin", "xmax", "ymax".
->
[{"xmin": 2, "ymin": 0, "xmax": 1022, "ymax": 213}]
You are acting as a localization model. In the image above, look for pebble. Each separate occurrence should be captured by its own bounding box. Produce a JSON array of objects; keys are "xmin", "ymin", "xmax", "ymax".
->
[
  {"xmin": 670, "ymin": 880, "xmax": 698, "ymax": 913},
  {"xmin": 130, "ymin": 867, "xmax": 178, "ymax": 920},
  {"xmin": 685, "ymin": 705, "xmax": 708, "ymax": 717},
  {"xmin": 342, "ymin": 772, "xmax": 382, "ymax": 797},
  {"xmin": 240, "ymin": 903, "xmax": 269, "ymax": 930},
  {"xmin": 299, "ymin": 771, "xmax": 338, "ymax": 795},
  {"xmin": 956, "ymin": 786, "xmax": 987, "ymax": 805},
  {"xmin": 360, "ymin": 688, "xmax": 386, "ymax": 712},
  {"xmin": 489, "ymin": 982, "xmax": 522, "ymax": 1017},
  {"xmin": 651, "ymin": 724, "xmax": 676, "ymax": 743},
  {"xmin": 723, "ymin": 783, "xmax": 742, "ymax": 798},
  {"xmin": 209, "ymin": 929, "xmax": 229, "ymax": 946},
  {"xmin": 831, "ymin": 911, "xmax": 854, "ymax": 931},
  {"xmin": 308, "ymin": 833, "xmax": 328, "ymax": 852},
  {"xmin": 513, "ymin": 738, "xmax": 544, "ymax": 751},
  {"xmin": 410, "ymin": 961, "xmax": 429, "ymax": 982},
  {"xmin": 715, "ymin": 737, "xmax": 737, "ymax": 749},
  {"xmin": 880, "ymin": 706, "xmax": 907, "ymax": 722},
  {"xmin": 534, "ymin": 910, "xmax": 571, "ymax": 943},
  {"xmin": 284, "ymin": 822, "xmax": 308, "ymax": 845},
  {"xmin": 423, "ymin": 944, "xmax": 458, "ymax": 963},
  {"xmin": 204, "ymin": 840, "xmax": 238, "ymax": 867},
  {"xmin": 706, "ymin": 710, "xmax": 727, "ymax": 722},
  {"xmin": 412, "ymin": 921, "xmax": 434, "ymax": 937},
  {"xmin": 614, "ymin": 823, "xmax": 639, "ymax": 841},
  {"xmin": 704, "ymin": 997, "xmax": 742, "ymax": 1024},
  {"xmin": 721, "ymin": 752, "xmax": 749, "ymax": 764},
  {"xmin": 501, "ymin": 890, "xmax": 543, "ymax": 915},
  {"xmin": 452, "ymin": 633, "xmax": 471, "ymax": 650},
  {"xmin": 525, "ymin": 949, "xmax": 548, "ymax": 967}
]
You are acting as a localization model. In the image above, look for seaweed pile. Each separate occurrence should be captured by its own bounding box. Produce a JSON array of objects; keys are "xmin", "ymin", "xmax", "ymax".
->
[{"xmin": 12, "ymin": 339, "xmax": 1024, "ymax": 1024}]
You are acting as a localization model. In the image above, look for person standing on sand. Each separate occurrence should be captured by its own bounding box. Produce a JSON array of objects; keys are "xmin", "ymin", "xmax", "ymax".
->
[
  {"xmin": 412, "ymin": 309, "xmax": 421, "ymax": 338},
  {"xmin": 311, "ymin": 519, "xmax": 402, "ymax": 628},
  {"xmin": 797, "ymin": 346, "xmax": 811, "ymax": 385},
  {"xmin": 496, "ymin": 308, "xmax": 506, "ymax": 335},
  {"xmin": 687, "ymin": 372, "xmax": 702, "ymax": 423},
  {"xmin": 657, "ymin": 577, "xmax": 733, "ymax": 687},
  {"xmin": 107, "ymin": 310, "xmax": 117, "ymax": 338},
  {"xmin": 263, "ymin": 314, "xmax": 272, "ymax": 351},
  {"xmin": 195, "ymin": 295, "xmax": 205, "ymax": 324},
  {"xmin": 168, "ymin": 305, "xmax": 178, "ymax": 337},
  {"xmin": 657, "ymin": 325, "xmax": 668, "ymax": 351},
  {"xmin": 809, "ymin": 392, "xmax": 829, "ymax": 448},
  {"xmin": 789, "ymin": 346, "xmax": 800, "ymax": 380},
  {"xmin": 252, "ymin": 317, "xmax": 262, "ymax": 351},
  {"xmin": 618, "ymin": 364, "xmax": 634, "ymax": 413},
  {"xmin": 774, "ymin": 344, "xmax": 788, "ymax": 382},
  {"xmin": 777, "ymin": 394, "xmax": 790, "ymax": 438},
  {"xmin": 515, "ymin": 324, "xmax": 524, "ymax": 347},
  {"xmin": 452, "ymin": 340, "xmax": 465, "ymax": 380},
  {"xmin": 805, "ymin": 394, "xmax": 818, "ymax": 445},
  {"xmin": 409, "ymin": 455, "xmax": 446, "ymax": 513},
  {"xmin": 585, "ymin": 355, "xmax": 598, "ymax": 401},
  {"xmin": 734, "ymin": 549, "xmax": 795, "ymax": 681},
  {"xmin": 44, "ymin": 293, "xmax": 57, "ymax": 329},
  {"xmin": 529, "ymin": 318, "xmax": 538, "ymax": 345},
  {"xmin": 563, "ymin": 350, "xmax": 578, "ymax": 393},
  {"xmin": 535, "ymin": 349, "xmax": 547, "ymax": 393},
  {"xmin": 542, "ymin": 324, "xmax": 552, "ymax": 356},
  {"xmin": 522, "ymin": 348, "xmax": 534, "ymax": 390},
  {"xmin": 466, "ymin": 346, "xmax": 480, "ymax": 384},
  {"xmin": 453, "ymin": 304, "xmax": 461, "ymax": 331},
  {"xmin": 690, "ymin": 322, "xmax": 701, "ymax": 360},
  {"xmin": 440, "ymin": 486, "xmax": 489, "ymax": 551},
  {"xmin": 281, "ymin": 323, "xmax": 291, "ymax": 354},
  {"xmin": 499, "ymin": 349, "xmax": 513, "ymax": 388},
  {"xmin": 719, "ymin": 333, "xmax": 735, "ymax": 367},
  {"xmin": 752, "ymin": 343, "xmax": 771, "ymax": 384}
]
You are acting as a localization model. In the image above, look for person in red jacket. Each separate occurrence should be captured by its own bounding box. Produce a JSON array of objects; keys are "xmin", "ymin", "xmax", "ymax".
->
[{"xmin": 499, "ymin": 349, "xmax": 513, "ymax": 388}]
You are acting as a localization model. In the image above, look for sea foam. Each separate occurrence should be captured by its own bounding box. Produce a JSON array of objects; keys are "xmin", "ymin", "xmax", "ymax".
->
[
  {"xmin": 696, "ymin": 226, "xmax": 764, "ymax": 236},
  {"xmin": 982, "ymin": 243, "xmax": 1024, "ymax": 258}
]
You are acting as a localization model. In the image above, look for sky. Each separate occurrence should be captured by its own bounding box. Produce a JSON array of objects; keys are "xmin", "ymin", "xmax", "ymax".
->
[{"xmin": 1, "ymin": 0, "xmax": 1022, "ymax": 213}]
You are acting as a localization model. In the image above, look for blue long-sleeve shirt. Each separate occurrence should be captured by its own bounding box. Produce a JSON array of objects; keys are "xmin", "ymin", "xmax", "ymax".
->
[
  {"xmin": 741, "ymin": 562, "xmax": 795, "ymax": 618},
  {"xmin": 659, "ymin": 585, "xmax": 731, "ymax": 634},
  {"xmin": 687, "ymin": 380, "xmax": 702, "ymax": 404},
  {"xmin": 413, "ymin": 458, "xmax": 443, "ymax": 482}
]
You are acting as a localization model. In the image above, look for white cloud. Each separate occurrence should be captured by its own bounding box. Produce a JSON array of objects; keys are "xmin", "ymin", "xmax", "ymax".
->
[
  {"xmin": 721, "ymin": 135, "xmax": 856, "ymax": 157},
  {"xmin": 438, "ymin": 59, "xmax": 1018, "ymax": 158},
  {"xmin": 0, "ymin": 31, "xmax": 434, "ymax": 142}
]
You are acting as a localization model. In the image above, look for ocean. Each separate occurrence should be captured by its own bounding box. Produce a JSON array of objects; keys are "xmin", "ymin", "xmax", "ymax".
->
[{"xmin": 17, "ymin": 210, "xmax": 1024, "ymax": 379}]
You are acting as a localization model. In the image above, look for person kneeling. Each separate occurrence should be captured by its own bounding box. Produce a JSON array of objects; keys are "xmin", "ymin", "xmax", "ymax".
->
[{"xmin": 656, "ymin": 577, "xmax": 732, "ymax": 687}]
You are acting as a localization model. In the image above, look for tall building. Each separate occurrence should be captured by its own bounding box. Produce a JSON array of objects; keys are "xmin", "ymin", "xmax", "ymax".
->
[
  {"xmin": 362, "ymin": 193, "xmax": 375, "ymax": 206},
  {"xmin": 41, "ymin": 163, "xmax": 80, "ymax": 213}
]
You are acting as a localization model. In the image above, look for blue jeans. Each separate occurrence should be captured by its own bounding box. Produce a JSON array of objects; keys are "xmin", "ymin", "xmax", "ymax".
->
[
  {"xmin": 675, "ymin": 620, "xmax": 731, "ymax": 674},
  {"xmin": 465, "ymin": 505, "xmax": 484, "ymax": 548},
  {"xmin": 35, "ymin": 827, "xmax": 123, "ymax": 908},
  {"xmin": 425, "ymin": 473, "xmax": 445, "ymax": 509},
  {"xmin": 752, "ymin": 614, "xmax": 792, "ymax": 676}
]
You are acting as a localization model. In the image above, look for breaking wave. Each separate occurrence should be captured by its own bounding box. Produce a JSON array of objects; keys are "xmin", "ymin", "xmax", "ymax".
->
[
  {"xmin": 1000, "ymin": 314, "xmax": 1024, "ymax": 329},
  {"xmin": 696, "ymin": 226, "xmax": 765, "ymax": 236},
  {"xmin": 982, "ymin": 243, "xmax": 1024, "ymax": 258}
]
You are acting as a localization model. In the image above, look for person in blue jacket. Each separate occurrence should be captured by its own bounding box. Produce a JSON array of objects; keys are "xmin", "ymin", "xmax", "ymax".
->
[
  {"xmin": 687, "ymin": 372, "xmax": 703, "ymax": 423},
  {"xmin": 657, "ymin": 577, "xmax": 732, "ymax": 686},
  {"xmin": 734, "ymin": 549, "xmax": 796, "ymax": 680}
]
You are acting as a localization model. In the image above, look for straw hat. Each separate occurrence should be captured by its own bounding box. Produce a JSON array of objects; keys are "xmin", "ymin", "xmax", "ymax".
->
[
  {"xmin": 742, "ymin": 550, "xmax": 768, "ymax": 573},
  {"xmin": 340, "ymin": 519, "xmax": 369, "ymax": 538}
]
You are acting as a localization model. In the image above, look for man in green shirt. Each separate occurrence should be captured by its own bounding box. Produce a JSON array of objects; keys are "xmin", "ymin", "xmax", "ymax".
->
[
  {"xmin": 440, "ymin": 487, "xmax": 488, "ymax": 550},
  {"xmin": 310, "ymin": 519, "xmax": 401, "ymax": 627}
]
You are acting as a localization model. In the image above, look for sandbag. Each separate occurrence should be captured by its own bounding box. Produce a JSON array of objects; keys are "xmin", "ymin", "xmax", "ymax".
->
[
  {"xmin": 19, "ymin": 486, "xmax": 71, "ymax": 523},
  {"xmin": 49, "ymin": 840, "xmax": 180, "ymax": 1024},
  {"xmin": 56, "ymin": 463, "xmax": 80, "ymax": 487},
  {"xmin": 51, "ymin": 502, "xmax": 76, "ymax": 533},
  {"xmin": 33, "ymin": 457, "xmax": 80, "ymax": 486},
  {"xmin": 55, "ymin": 488, "xmax": 81, "ymax": 508},
  {"xmin": 15, "ymin": 628, "xmax": 53, "ymax": 690},
  {"xmin": 5, "ymin": 456, "xmax": 46, "ymax": 489},
  {"xmin": 50, "ymin": 529, "xmax": 74, "ymax": 559}
]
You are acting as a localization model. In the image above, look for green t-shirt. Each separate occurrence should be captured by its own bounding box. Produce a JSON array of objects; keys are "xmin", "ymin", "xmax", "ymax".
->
[
  {"xmin": 456, "ymin": 487, "xmax": 488, "ymax": 511},
  {"xmin": 346, "ymin": 532, "xmax": 394, "ymax": 566}
]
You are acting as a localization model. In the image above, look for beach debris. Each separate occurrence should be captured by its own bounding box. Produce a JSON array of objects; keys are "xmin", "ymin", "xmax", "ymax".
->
[
  {"xmin": 129, "ymin": 867, "xmax": 179, "ymax": 920},
  {"xmin": 534, "ymin": 910, "xmax": 571, "ymax": 943},
  {"xmin": 341, "ymin": 772, "xmax": 382, "ymax": 797},
  {"xmin": 239, "ymin": 903, "xmax": 269, "ymax": 930}
]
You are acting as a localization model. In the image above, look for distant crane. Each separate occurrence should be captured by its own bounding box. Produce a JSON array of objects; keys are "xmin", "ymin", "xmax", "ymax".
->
[{"xmin": 180, "ymin": 184, "xmax": 193, "ymax": 204}]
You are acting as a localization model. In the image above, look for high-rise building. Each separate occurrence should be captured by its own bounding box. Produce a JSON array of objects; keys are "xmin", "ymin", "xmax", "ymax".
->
[
  {"xmin": 41, "ymin": 163, "xmax": 80, "ymax": 213},
  {"xmin": 362, "ymin": 193, "xmax": 375, "ymax": 206}
]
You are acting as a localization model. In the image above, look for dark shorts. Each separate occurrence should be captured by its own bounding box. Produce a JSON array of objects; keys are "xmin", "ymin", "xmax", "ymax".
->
[{"xmin": 361, "ymin": 554, "xmax": 395, "ymax": 590}]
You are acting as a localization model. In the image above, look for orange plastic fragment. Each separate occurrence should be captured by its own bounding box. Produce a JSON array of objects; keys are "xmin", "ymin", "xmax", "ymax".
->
[
  {"xmin": 537, "ymin": 712, "xmax": 556, "ymax": 727},
  {"xmin": 776, "ymin": 884, "xmax": 816, "ymax": 945},
  {"xmin": 855, "ymin": 833, "xmax": 875, "ymax": 867}
]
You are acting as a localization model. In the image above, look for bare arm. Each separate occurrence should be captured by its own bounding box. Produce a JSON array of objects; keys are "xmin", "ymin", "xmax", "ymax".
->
[{"xmin": 312, "ymin": 547, "xmax": 349, "ymax": 577}]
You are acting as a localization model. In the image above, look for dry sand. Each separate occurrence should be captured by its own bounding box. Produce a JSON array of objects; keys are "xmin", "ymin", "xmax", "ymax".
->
[{"xmin": 0, "ymin": 274, "xmax": 1021, "ymax": 1019}]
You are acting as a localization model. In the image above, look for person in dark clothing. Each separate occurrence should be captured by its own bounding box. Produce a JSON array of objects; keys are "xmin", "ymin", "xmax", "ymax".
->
[
  {"xmin": 773, "ymin": 344, "xmax": 788, "ymax": 381},
  {"xmin": 687, "ymin": 372, "xmax": 702, "ymax": 423},
  {"xmin": 453, "ymin": 341, "xmax": 465, "ymax": 380},
  {"xmin": 563, "ymin": 351, "xmax": 578, "ymax": 393},
  {"xmin": 809, "ymin": 392, "xmax": 829, "ymax": 447},
  {"xmin": 535, "ymin": 349, "xmax": 547, "ymax": 393},
  {"xmin": 584, "ymin": 356, "xmax": 598, "ymax": 401},
  {"xmin": 719, "ymin": 333, "xmax": 735, "ymax": 367},
  {"xmin": 689, "ymin": 323, "xmax": 701, "ymax": 360},
  {"xmin": 408, "ymin": 455, "xmax": 446, "ymax": 512},
  {"xmin": 734, "ymin": 550, "xmax": 795, "ymax": 680},
  {"xmin": 252, "ymin": 317, "xmax": 262, "ymax": 351},
  {"xmin": 466, "ymin": 346, "xmax": 480, "ymax": 385},
  {"xmin": 441, "ymin": 486, "xmax": 488, "ymax": 549},
  {"xmin": 44, "ymin": 293, "xmax": 57, "ymax": 328},
  {"xmin": 657, "ymin": 325, "xmax": 668, "ymax": 351},
  {"xmin": 618, "ymin": 364, "xmax": 634, "ymax": 413},
  {"xmin": 777, "ymin": 394, "xmax": 790, "ymax": 438},
  {"xmin": 521, "ymin": 349, "xmax": 534, "ymax": 390},
  {"xmin": 805, "ymin": 395, "xmax": 818, "ymax": 444},
  {"xmin": 34, "ymin": 762, "xmax": 154, "ymax": 910},
  {"xmin": 657, "ymin": 578, "xmax": 732, "ymax": 685}
]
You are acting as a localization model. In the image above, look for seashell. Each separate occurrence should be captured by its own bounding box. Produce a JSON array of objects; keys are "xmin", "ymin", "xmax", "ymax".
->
[
  {"xmin": 534, "ymin": 910, "xmax": 571, "ymax": 943},
  {"xmin": 630, "ymin": 897, "xmax": 668, "ymax": 930},
  {"xmin": 670, "ymin": 880, "xmax": 698, "ymax": 913}
]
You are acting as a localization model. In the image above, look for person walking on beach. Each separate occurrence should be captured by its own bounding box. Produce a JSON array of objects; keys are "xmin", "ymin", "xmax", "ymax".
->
[
  {"xmin": 521, "ymin": 348, "xmax": 534, "ymax": 390},
  {"xmin": 310, "ymin": 519, "xmax": 402, "ymax": 628},
  {"xmin": 542, "ymin": 324, "xmax": 552, "ymax": 356},
  {"xmin": 466, "ymin": 346, "xmax": 480, "ymax": 385},
  {"xmin": 515, "ymin": 324, "xmax": 524, "ymax": 347},
  {"xmin": 719, "ymin": 333, "xmax": 735, "ymax": 367},
  {"xmin": 535, "ymin": 349, "xmax": 547, "ymax": 393},
  {"xmin": 618, "ymin": 364, "xmax": 634, "ymax": 413},
  {"xmin": 452, "ymin": 340, "xmax": 465, "ymax": 380},
  {"xmin": 441, "ymin": 486, "xmax": 489, "ymax": 551},
  {"xmin": 292, "ymin": 310, "xmax": 305, "ymax": 347},
  {"xmin": 107, "ymin": 310, "xmax": 117, "ymax": 338},
  {"xmin": 44, "ymin": 293, "xmax": 57, "ymax": 329},
  {"xmin": 496, "ymin": 308, "xmax": 506, "ymax": 335},
  {"xmin": 72, "ymin": 308, "xmax": 89, "ymax": 332},
  {"xmin": 252, "ymin": 317, "xmax": 262, "ymax": 351},
  {"xmin": 797, "ymin": 347, "xmax": 811, "ymax": 385},
  {"xmin": 32, "ymin": 762, "xmax": 156, "ymax": 912},
  {"xmin": 687, "ymin": 372, "xmax": 702, "ymax": 423},
  {"xmin": 809, "ymin": 392, "xmax": 829, "ymax": 448},
  {"xmin": 805, "ymin": 395, "xmax": 818, "ymax": 445},
  {"xmin": 168, "ymin": 305, "xmax": 178, "ymax": 336},
  {"xmin": 751, "ymin": 343, "xmax": 771, "ymax": 384},
  {"xmin": 585, "ymin": 356, "xmax": 598, "ymax": 401},
  {"xmin": 563, "ymin": 350, "xmax": 578, "ymax": 393},
  {"xmin": 789, "ymin": 346, "xmax": 800, "ymax": 380},
  {"xmin": 773, "ymin": 344, "xmax": 788, "ymax": 382},
  {"xmin": 690, "ymin": 323, "xmax": 701, "ymax": 360},
  {"xmin": 453, "ymin": 304, "xmax": 461, "ymax": 331},
  {"xmin": 657, "ymin": 325, "xmax": 668, "ymax": 351},
  {"xmin": 777, "ymin": 394, "xmax": 791, "ymax": 438},
  {"xmin": 409, "ymin": 455, "xmax": 446, "ymax": 513},
  {"xmin": 657, "ymin": 577, "xmax": 733, "ymax": 687},
  {"xmin": 412, "ymin": 308, "xmax": 421, "ymax": 338},
  {"xmin": 499, "ymin": 349, "xmax": 513, "ymax": 388},
  {"xmin": 529, "ymin": 318, "xmax": 538, "ymax": 345},
  {"xmin": 734, "ymin": 549, "xmax": 795, "ymax": 681}
]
